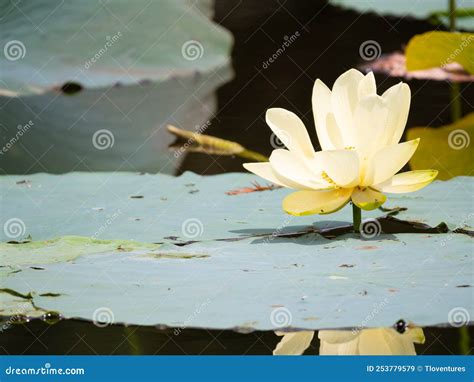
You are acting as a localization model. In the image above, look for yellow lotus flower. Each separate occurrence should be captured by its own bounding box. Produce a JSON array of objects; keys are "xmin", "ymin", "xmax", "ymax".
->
[
  {"xmin": 273, "ymin": 327, "xmax": 425, "ymax": 355},
  {"xmin": 244, "ymin": 69, "xmax": 438, "ymax": 216}
]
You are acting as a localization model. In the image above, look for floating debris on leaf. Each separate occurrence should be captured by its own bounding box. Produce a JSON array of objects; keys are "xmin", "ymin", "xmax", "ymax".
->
[{"xmin": 226, "ymin": 181, "xmax": 282, "ymax": 195}]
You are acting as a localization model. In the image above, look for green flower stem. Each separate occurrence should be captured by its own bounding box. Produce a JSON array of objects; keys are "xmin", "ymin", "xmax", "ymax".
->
[
  {"xmin": 449, "ymin": 0, "xmax": 463, "ymax": 123},
  {"xmin": 352, "ymin": 204, "xmax": 361, "ymax": 233},
  {"xmin": 450, "ymin": 83, "xmax": 462, "ymax": 122},
  {"xmin": 449, "ymin": 0, "xmax": 457, "ymax": 31}
]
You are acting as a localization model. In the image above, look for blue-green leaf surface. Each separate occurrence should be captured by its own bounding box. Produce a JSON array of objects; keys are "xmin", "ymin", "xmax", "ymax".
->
[
  {"xmin": 0, "ymin": 173, "xmax": 472, "ymax": 243},
  {"xmin": 0, "ymin": 173, "xmax": 472, "ymax": 330}
]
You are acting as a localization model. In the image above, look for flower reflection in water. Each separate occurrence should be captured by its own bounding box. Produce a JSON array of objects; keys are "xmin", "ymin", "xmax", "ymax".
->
[{"xmin": 273, "ymin": 326, "xmax": 425, "ymax": 355}]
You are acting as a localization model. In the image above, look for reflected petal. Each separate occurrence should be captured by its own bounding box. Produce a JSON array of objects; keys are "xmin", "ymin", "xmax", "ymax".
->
[{"xmin": 273, "ymin": 331, "xmax": 315, "ymax": 355}]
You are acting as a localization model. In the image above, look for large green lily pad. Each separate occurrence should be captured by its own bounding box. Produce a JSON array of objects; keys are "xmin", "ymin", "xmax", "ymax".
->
[
  {"xmin": 1, "ymin": 172, "xmax": 472, "ymax": 243},
  {"xmin": 0, "ymin": 172, "xmax": 472, "ymax": 330},
  {"xmin": 0, "ymin": 232, "xmax": 472, "ymax": 330},
  {"xmin": 0, "ymin": 0, "xmax": 233, "ymax": 174}
]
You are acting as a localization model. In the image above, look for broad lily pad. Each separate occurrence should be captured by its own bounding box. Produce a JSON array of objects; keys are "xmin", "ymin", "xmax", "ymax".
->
[
  {"xmin": 0, "ymin": 173, "xmax": 473, "ymax": 243},
  {"xmin": 0, "ymin": 232, "xmax": 472, "ymax": 330},
  {"xmin": 407, "ymin": 113, "xmax": 474, "ymax": 180},
  {"xmin": 0, "ymin": 0, "xmax": 233, "ymax": 174},
  {"xmin": 406, "ymin": 32, "xmax": 474, "ymax": 74},
  {"xmin": 0, "ymin": 172, "xmax": 472, "ymax": 330}
]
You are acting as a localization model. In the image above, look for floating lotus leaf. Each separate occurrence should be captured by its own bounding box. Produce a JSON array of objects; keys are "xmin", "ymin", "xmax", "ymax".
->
[
  {"xmin": 0, "ymin": 173, "xmax": 472, "ymax": 330},
  {"xmin": 1, "ymin": 173, "xmax": 473, "ymax": 244},
  {"xmin": 0, "ymin": 232, "xmax": 472, "ymax": 330},
  {"xmin": 0, "ymin": 0, "xmax": 233, "ymax": 174}
]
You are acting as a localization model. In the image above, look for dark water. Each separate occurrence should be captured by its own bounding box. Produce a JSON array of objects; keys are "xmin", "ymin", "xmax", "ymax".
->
[
  {"xmin": 1, "ymin": 320, "xmax": 472, "ymax": 355},
  {"xmin": 2, "ymin": 1, "xmax": 472, "ymax": 355}
]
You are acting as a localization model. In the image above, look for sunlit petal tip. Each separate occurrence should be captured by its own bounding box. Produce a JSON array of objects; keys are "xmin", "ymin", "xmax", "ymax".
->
[
  {"xmin": 313, "ymin": 78, "xmax": 329, "ymax": 89},
  {"xmin": 374, "ymin": 170, "xmax": 438, "ymax": 193},
  {"xmin": 342, "ymin": 68, "xmax": 364, "ymax": 77}
]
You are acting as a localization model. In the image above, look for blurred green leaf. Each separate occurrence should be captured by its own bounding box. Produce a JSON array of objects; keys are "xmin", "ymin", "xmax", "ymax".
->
[
  {"xmin": 406, "ymin": 31, "xmax": 474, "ymax": 74},
  {"xmin": 408, "ymin": 113, "xmax": 474, "ymax": 180}
]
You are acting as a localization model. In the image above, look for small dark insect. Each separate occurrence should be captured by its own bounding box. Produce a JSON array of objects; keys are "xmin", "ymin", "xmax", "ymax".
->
[{"xmin": 394, "ymin": 319, "xmax": 407, "ymax": 333}]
